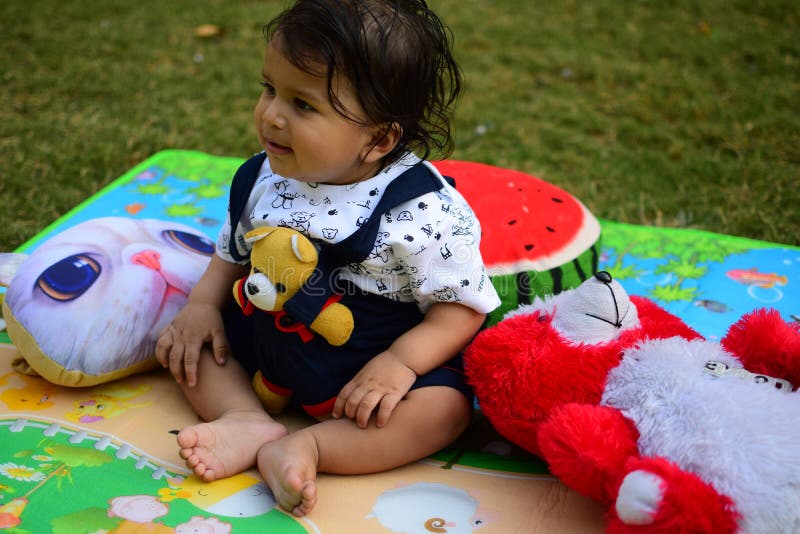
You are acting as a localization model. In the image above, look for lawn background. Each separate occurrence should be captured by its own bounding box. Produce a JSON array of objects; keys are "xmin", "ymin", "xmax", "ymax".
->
[{"xmin": 2, "ymin": 0, "xmax": 798, "ymax": 250}]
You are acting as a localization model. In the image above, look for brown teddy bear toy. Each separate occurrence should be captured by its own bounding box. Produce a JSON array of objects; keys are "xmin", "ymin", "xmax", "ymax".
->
[{"xmin": 232, "ymin": 226, "xmax": 355, "ymax": 415}]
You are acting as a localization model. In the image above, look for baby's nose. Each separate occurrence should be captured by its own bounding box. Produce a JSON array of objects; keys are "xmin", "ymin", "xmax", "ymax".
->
[{"xmin": 262, "ymin": 101, "xmax": 287, "ymax": 129}]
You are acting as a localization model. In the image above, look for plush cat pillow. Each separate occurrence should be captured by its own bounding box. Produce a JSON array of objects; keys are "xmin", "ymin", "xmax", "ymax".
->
[{"xmin": 0, "ymin": 217, "xmax": 213, "ymax": 386}]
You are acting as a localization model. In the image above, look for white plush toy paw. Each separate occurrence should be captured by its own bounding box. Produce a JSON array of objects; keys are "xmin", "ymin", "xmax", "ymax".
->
[{"xmin": 615, "ymin": 469, "xmax": 666, "ymax": 526}]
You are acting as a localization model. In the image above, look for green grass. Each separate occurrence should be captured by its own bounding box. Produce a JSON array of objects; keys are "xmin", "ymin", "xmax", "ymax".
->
[{"xmin": 2, "ymin": 0, "xmax": 798, "ymax": 250}]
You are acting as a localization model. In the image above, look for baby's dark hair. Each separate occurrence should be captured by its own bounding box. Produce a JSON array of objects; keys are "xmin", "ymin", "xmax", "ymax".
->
[{"xmin": 264, "ymin": 0, "xmax": 463, "ymax": 163}]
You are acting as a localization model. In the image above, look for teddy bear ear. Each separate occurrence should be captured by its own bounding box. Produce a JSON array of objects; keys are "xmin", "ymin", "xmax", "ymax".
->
[
  {"xmin": 244, "ymin": 226, "xmax": 275, "ymax": 244},
  {"xmin": 290, "ymin": 234, "xmax": 318, "ymax": 264}
]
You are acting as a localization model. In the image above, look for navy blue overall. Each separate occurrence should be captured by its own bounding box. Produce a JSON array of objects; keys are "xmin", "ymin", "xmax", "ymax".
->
[{"xmin": 223, "ymin": 153, "xmax": 471, "ymax": 417}]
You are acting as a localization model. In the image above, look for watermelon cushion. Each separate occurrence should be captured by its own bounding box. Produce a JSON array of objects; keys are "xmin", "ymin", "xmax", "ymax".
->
[{"xmin": 432, "ymin": 160, "xmax": 602, "ymax": 325}]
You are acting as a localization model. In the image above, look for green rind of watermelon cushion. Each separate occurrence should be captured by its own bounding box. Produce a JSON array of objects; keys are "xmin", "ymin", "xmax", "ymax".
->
[{"xmin": 432, "ymin": 160, "xmax": 602, "ymax": 327}]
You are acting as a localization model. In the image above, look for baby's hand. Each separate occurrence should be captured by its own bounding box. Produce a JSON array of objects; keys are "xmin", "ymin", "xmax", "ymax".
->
[
  {"xmin": 332, "ymin": 351, "xmax": 416, "ymax": 428},
  {"xmin": 154, "ymin": 303, "xmax": 228, "ymax": 387}
]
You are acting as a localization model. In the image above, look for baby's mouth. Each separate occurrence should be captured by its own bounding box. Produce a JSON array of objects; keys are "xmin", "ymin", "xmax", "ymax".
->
[{"xmin": 266, "ymin": 139, "xmax": 292, "ymax": 155}]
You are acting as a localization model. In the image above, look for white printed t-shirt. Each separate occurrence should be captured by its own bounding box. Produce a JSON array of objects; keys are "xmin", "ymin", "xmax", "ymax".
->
[{"xmin": 217, "ymin": 152, "xmax": 500, "ymax": 314}]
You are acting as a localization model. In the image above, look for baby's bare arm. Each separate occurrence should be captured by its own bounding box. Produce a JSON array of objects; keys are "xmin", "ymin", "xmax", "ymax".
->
[
  {"xmin": 388, "ymin": 302, "xmax": 486, "ymax": 376},
  {"xmin": 333, "ymin": 303, "xmax": 485, "ymax": 428},
  {"xmin": 155, "ymin": 255, "xmax": 249, "ymax": 386}
]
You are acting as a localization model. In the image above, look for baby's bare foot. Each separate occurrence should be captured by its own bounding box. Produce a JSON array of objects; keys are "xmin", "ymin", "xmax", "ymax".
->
[
  {"xmin": 257, "ymin": 431, "xmax": 319, "ymax": 517},
  {"xmin": 177, "ymin": 410, "xmax": 287, "ymax": 482}
]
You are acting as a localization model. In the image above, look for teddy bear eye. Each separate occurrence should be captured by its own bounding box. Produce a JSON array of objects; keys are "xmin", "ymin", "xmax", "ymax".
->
[{"xmin": 275, "ymin": 283, "xmax": 287, "ymax": 293}]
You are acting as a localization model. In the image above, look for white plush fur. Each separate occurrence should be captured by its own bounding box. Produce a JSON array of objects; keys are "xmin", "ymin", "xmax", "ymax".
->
[{"xmin": 600, "ymin": 331, "xmax": 800, "ymax": 533}]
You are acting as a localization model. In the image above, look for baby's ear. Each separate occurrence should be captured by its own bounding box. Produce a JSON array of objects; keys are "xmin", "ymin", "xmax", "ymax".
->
[
  {"xmin": 0, "ymin": 253, "xmax": 28, "ymax": 287},
  {"xmin": 363, "ymin": 122, "xmax": 401, "ymax": 163}
]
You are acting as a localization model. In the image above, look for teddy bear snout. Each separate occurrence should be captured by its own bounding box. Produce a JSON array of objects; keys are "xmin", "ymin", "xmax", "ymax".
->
[{"xmin": 245, "ymin": 272, "xmax": 277, "ymax": 310}]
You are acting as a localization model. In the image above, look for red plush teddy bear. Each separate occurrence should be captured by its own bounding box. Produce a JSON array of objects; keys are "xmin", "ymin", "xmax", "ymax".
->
[{"xmin": 465, "ymin": 271, "xmax": 800, "ymax": 533}]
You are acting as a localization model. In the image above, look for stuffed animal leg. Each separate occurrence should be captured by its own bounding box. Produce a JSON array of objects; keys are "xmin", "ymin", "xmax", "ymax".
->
[
  {"xmin": 610, "ymin": 457, "xmax": 739, "ymax": 533},
  {"xmin": 538, "ymin": 403, "xmax": 640, "ymax": 504},
  {"xmin": 721, "ymin": 308, "xmax": 800, "ymax": 388},
  {"xmin": 538, "ymin": 403, "xmax": 740, "ymax": 532},
  {"xmin": 251, "ymin": 370, "xmax": 291, "ymax": 415}
]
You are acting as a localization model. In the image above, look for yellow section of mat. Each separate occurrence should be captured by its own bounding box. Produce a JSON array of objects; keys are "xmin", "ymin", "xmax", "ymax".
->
[{"xmin": 0, "ymin": 343, "xmax": 604, "ymax": 533}]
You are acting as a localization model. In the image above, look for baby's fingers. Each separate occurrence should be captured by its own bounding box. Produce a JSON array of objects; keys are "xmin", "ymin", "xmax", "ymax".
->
[
  {"xmin": 356, "ymin": 391, "xmax": 384, "ymax": 428},
  {"xmin": 210, "ymin": 329, "xmax": 229, "ymax": 366},
  {"xmin": 167, "ymin": 343, "xmax": 186, "ymax": 384},
  {"xmin": 332, "ymin": 381, "xmax": 356, "ymax": 419},
  {"xmin": 182, "ymin": 343, "xmax": 202, "ymax": 387},
  {"xmin": 375, "ymin": 393, "xmax": 403, "ymax": 428},
  {"xmin": 154, "ymin": 328, "xmax": 174, "ymax": 367}
]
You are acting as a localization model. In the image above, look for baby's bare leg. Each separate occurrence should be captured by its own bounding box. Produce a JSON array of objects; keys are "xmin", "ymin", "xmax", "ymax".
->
[
  {"xmin": 177, "ymin": 350, "xmax": 287, "ymax": 481},
  {"xmin": 257, "ymin": 386, "xmax": 471, "ymax": 516}
]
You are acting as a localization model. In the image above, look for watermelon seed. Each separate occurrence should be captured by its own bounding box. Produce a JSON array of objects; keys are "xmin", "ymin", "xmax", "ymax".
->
[
  {"xmin": 508, "ymin": 219, "xmax": 517, "ymax": 225},
  {"xmin": 546, "ymin": 226, "xmax": 555, "ymax": 232},
  {"xmin": 551, "ymin": 197, "xmax": 564, "ymax": 203},
  {"xmin": 525, "ymin": 244, "xmax": 535, "ymax": 251}
]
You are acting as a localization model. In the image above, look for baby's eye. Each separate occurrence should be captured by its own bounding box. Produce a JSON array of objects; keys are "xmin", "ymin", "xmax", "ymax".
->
[
  {"xmin": 260, "ymin": 81, "xmax": 276, "ymax": 96},
  {"xmin": 294, "ymin": 98, "xmax": 314, "ymax": 112}
]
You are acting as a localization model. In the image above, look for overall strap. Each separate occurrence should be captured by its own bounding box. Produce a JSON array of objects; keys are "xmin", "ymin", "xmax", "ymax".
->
[
  {"xmin": 226, "ymin": 152, "xmax": 267, "ymax": 262},
  {"xmin": 283, "ymin": 163, "xmax": 451, "ymax": 326},
  {"xmin": 327, "ymin": 163, "xmax": 448, "ymax": 266}
]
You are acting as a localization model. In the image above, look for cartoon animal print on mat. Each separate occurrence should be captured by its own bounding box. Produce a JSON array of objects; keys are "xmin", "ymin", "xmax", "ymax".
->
[
  {"xmin": 164, "ymin": 472, "xmax": 276, "ymax": 518},
  {"xmin": 175, "ymin": 516, "xmax": 232, "ymax": 533},
  {"xmin": 0, "ymin": 418, "xmax": 305, "ymax": 532},
  {"xmin": 367, "ymin": 482, "xmax": 491, "ymax": 534},
  {"xmin": 0, "ymin": 372, "xmax": 55, "ymax": 411},
  {"xmin": 65, "ymin": 383, "xmax": 152, "ymax": 424},
  {"xmin": 107, "ymin": 494, "xmax": 173, "ymax": 532}
]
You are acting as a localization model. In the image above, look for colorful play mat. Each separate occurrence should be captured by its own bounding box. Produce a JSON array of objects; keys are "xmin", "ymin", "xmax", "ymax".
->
[{"xmin": 0, "ymin": 150, "xmax": 797, "ymax": 533}]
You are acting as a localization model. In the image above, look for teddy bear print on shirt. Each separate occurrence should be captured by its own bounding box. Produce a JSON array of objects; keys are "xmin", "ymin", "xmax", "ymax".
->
[
  {"xmin": 384, "ymin": 283, "xmax": 414, "ymax": 301},
  {"xmin": 433, "ymin": 287, "xmax": 460, "ymax": 303},
  {"xmin": 279, "ymin": 211, "xmax": 315, "ymax": 233},
  {"xmin": 272, "ymin": 180, "xmax": 303, "ymax": 209},
  {"xmin": 368, "ymin": 232, "xmax": 391, "ymax": 263}
]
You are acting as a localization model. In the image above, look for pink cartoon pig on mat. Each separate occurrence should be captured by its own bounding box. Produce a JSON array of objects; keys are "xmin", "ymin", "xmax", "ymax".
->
[
  {"xmin": 175, "ymin": 516, "xmax": 232, "ymax": 534},
  {"xmin": 107, "ymin": 494, "xmax": 169, "ymax": 524}
]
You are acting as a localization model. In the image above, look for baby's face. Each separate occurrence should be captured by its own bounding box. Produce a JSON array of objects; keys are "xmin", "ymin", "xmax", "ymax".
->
[{"xmin": 253, "ymin": 40, "xmax": 387, "ymax": 185}]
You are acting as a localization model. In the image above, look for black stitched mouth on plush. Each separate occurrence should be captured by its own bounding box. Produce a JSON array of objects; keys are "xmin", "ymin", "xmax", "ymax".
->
[{"xmin": 585, "ymin": 271, "xmax": 624, "ymax": 328}]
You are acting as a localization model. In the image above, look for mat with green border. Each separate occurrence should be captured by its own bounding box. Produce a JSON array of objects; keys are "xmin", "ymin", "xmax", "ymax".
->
[{"xmin": 0, "ymin": 150, "xmax": 797, "ymax": 533}]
